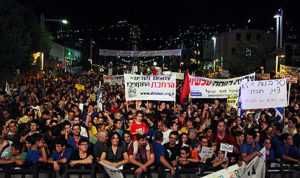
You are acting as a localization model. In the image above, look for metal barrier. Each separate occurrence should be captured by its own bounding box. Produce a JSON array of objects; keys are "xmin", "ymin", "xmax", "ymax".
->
[{"xmin": 2, "ymin": 163, "xmax": 300, "ymax": 178}]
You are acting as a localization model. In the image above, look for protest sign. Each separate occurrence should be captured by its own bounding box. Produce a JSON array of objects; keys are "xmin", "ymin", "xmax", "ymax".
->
[
  {"xmin": 99, "ymin": 162, "xmax": 124, "ymax": 178},
  {"xmin": 227, "ymin": 95, "xmax": 238, "ymax": 115},
  {"xmin": 285, "ymin": 75, "xmax": 298, "ymax": 83},
  {"xmin": 190, "ymin": 73, "xmax": 255, "ymax": 98},
  {"xmin": 199, "ymin": 147, "xmax": 214, "ymax": 159},
  {"xmin": 90, "ymin": 94, "xmax": 96, "ymax": 101},
  {"xmin": 75, "ymin": 84, "xmax": 85, "ymax": 91},
  {"xmin": 240, "ymin": 79, "xmax": 288, "ymax": 109},
  {"xmin": 280, "ymin": 64, "xmax": 300, "ymax": 78},
  {"xmin": 103, "ymin": 75, "xmax": 124, "ymax": 85},
  {"xmin": 220, "ymin": 143, "xmax": 234, "ymax": 153},
  {"xmin": 203, "ymin": 162, "xmax": 247, "ymax": 178},
  {"xmin": 124, "ymin": 74, "xmax": 176, "ymax": 101},
  {"xmin": 255, "ymin": 74, "xmax": 270, "ymax": 80}
]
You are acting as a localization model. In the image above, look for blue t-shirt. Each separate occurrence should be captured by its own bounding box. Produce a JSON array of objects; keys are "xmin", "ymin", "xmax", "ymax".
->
[
  {"xmin": 50, "ymin": 148, "xmax": 73, "ymax": 161},
  {"xmin": 276, "ymin": 143, "xmax": 300, "ymax": 158},
  {"xmin": 240, "ymin": 141, "xmax": 261, "ymax": 156},
  {"xmin": 152, "ymin": 141, "xmax": 166, "ymax": 164},
  {"xmin": 27, "ymin": 150, "xmax": 42, "ymax": 164}
]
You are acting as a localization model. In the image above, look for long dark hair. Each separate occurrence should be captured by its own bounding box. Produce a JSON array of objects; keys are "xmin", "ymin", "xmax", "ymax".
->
[{"xmin": 108, "ymin": 131, "xmax": 122, "ymax": 147}]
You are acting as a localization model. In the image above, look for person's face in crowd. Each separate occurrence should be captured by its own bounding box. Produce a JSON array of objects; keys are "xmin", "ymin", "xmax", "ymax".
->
[
  {"xmin": 157, "ymin": 122, "xmax": 163, "ymax": 131},
  {"xmin": 25, "ymin": 141, "xmax": 31, "ymax": 150},
  {"xmin": 201, "ymin": 138, "xmax": 208, "ymax": 147},
  {"xmin": 73, "ymin": 117, "xmax": 81, "ymax": 125},
  {"xmin": 217, "ymin": 122, "xmax": 226, "ymax": 133},
  {"xmin": 113, "ymin": 102, "xmax": 119, "ymax": 109},
  {"xmin": 186, "ymin": 120, "xmax": 193, "ymax": 128},
  {"xmin": 182, "ymin": 112, "xmax": 187, "ymax": 118},
  {"xmin": 68, "ymin": 112, "xmax": 75, "ymax": 120},
  {"xmin": 88, "ymin": 105, "xmax": 93, "ymax": 112},
  {"xmin": 247, "ymin": 114, "xmax": 254, "ymax": 122},
  {"xmin": 93, "ymin": 117, "xmax": 99, "ymax": 124},
  {"xmin": 170, "ymin": 123, "xmax": 178, "ymax": 131},
  {"xmin": 214, "ymin": 100, "xmax": 219, "ymax": 106},
  {"xmin": 246, "ymin": 134, "xmax": 255, "ymax": 145},
  {"xmin": 79, "ymin": 141, "xmax": 89, "ymax": 152},
  {"xmin": 30, "ymin": 123, "xmax": 38, "ymax": 132},
  {"xmin": 217, "ymin": 150, "xmax": 225, "ymax": 159},
  {"xmin": 236, "ymin": 134, "xmax": 244, "ymax": 143},
  {"xmin": 72, "ymin": 125, "xmax": 81, "ymax": 136},
  {"xmin": 115, "ymin": 113, "xmax": 122, "ymax": 120},
  {"xmin": 181, "ymin": 134, "xmax": 188, "ymax": 144},
  {"xmin": 136, "ymin": 113, "xmax": 143, "ymax": 123},
  {"xmin": 236, "ymin": 117, "xmax": 242, "ymax": 125},
  {"xmin": 55, "ymin": 144, "xmax": 65, "ymax": 153},
  {"xmin": 166, "ymin": 104, "xmax": 171, "ymax": 110},
  {"xmin": 99, "ymin": 132, "xmax": 108, "ymax": 143},
  {"xmin": 137, "ymin": 137, "xmax": 147, "ymax": 147},
  {"xmin": 206, "ymin": 129, "xmax": 213, "ymax": 138},
  {"xmin": 260, "ymin": 114, "xmax": 266, "ymax": 122},
  {"xmin": 37, "ymin": 138, "xmax": 44, "ymax": 148},
  {"xmin": 8, "ymin": 122, "xmax": 16, "ymax": 133},
  {"xmin": 193, "ymin": 112, "xmax": 199, "ymax": 118},
  {"xmin": 213, "ymin": 115, "xmax": 219, "ymax": 121},
  {"xmin": 288, "ymin": 120, "xmax": 295, "ymax": 128},
  {"xmin": 147, "ymin": 102, "xmax": 153, "ymax": 109},
  {"xmin": 285, "ymin": 135, "xmax": 294, "ymax": 146},
  {"xmin": 174, "ymin": 118, "xmax": 179, "ymax": 124},
  {"xmin": 255, "ymin": 133, "xmax": 260, "ymax": 142},
  {"xmin": 111, "ymin": 134, "xmax": 120, "ymax": 146},
  {"xmin": 180, "ymin": 149, "xmax": 189, "ymax": 159},
  {"xmin": 194, "ymin": 144, "xmax": 201, "ymax": 153},
  {"xmin": 264, "ymin": 139, "xmax": 272, "ymax": 149},
  {"xmin": 221, "ymin": 112, "xmax": 226, "ymax": 118},
  {"xmin": 128, "ymin": 119, "xmax": 134, "ymax": 127},
  {"xmin": 160, "ymin": 102, "xmax": 166, "ymax": 110},
  {"xmin": 124, "ymin": 133, "xmax": 131, "ymax": 144},
  {"xmin": 176, "ymin": 104, "xmax": 182, "ymax": 112},
  {"xmin": 169, "ymin": 134, "xmax": 178, "ymax": 145},
  {"xmin": 115, "ymin": 121, "xmax": 122, "ymax": 129},
  {"xmin": 10, "ymin": 146, "xmax": 19, "ymax": 156},
  {"xmin": 261, "ymin": 123, "xmax": 268, "ymax": 131},
  {"xmin": 2, "ymin": 110, "xmax": 10, "ymax": 119}
]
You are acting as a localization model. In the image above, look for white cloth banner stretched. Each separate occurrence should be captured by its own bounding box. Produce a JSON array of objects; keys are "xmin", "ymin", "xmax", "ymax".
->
[
  {"xmin": 103, "ymin": 75, "xmax": 124, "ymax": 85},
  {"xmin": 240, "ymin": 79, "xmax": 288, "ymax": 109},
  {"xmin": 124, "ymin": 74, "xmax": 176, "ymax": 101},
  {"xmin": 99, "ymin": 49, "xmax": 182, "ymax": 57},
  {"xmin": 190, "ymin": 73, "xmax": 255, "ymax": 98},
  {"xmin": 203, "ymin": 147, "xmax": 266, "ymax": 178},
  {"xmin": 99, "ymin": 162, "xmax": 124, "ymax": 178}
]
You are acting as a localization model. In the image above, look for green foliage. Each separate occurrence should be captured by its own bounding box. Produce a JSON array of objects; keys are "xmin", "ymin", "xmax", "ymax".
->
[
  {"xmin": 0, "ymin": 0, "xmax": 52, "ymax": 81},
  {"xmin": 225, "ymin": 40, "xmax": 274, "ymax": 75}
]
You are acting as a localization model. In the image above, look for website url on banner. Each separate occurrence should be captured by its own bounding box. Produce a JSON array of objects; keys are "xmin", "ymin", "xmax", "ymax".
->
[{"xmin": 140, "ymin": 92, "xmax": 174, "ymax": 96}]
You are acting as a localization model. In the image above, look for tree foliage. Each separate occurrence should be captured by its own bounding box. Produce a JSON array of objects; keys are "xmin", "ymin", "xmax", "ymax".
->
[
  {"xmin": 0, "ymin": 0, "xmax": 52, "ymax": 81},
  {"xmin": 224, "ymin": 40, "xmax": 274, "ymax": 75}
]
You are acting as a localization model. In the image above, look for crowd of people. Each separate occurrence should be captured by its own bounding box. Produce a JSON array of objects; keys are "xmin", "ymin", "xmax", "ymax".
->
[{"xmin": 0, "ymin": 73, "xmax": 299, "ymax": 177}]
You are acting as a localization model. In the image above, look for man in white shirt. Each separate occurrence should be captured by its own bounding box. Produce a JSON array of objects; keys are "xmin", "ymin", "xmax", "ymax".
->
[{"xmin": 157, "ymin": 120, "xmax": 172, "ymax": 145}]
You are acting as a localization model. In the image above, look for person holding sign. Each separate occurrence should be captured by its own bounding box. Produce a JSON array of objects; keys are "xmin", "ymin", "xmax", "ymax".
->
[
  {"xmin": 240, "ymin": 130, "xmax": 262, "ymax": 163},
  {"xmin": 211, "ymin": 149, "xmax": 229, "ymax": 169}
]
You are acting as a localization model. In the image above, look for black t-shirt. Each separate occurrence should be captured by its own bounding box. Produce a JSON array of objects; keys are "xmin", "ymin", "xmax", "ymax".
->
[
  {"xmin": 70, "ymin": 149, "xmax": 94, "ymax": 161},
  {"xmin": 104, "ymin": 144, "xmax": 127, "ymax": 163},
  {"xmin": 94, "ymin": 141, "xmax": 107, "ymax": 159},
  {"xmin": 163, "ymin": 143, "xmax": 180, "ymax": 162}
]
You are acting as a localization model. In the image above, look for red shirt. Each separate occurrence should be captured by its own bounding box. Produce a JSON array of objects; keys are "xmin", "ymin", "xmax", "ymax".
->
[
  {"xmin": 210, "ymin": 132, "xmax": 236, "ymax": 147},
  {"xmin": 130, "ymin": 122, "xmax": 148, "ymax": 141},
  {"xmin": 110, "ymin": 107, "xmax": 121, "ymax": 114}
]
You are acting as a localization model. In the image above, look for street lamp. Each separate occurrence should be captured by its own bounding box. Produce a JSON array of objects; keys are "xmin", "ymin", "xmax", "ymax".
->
[
  {"xmin": 40, "ymin": 14, "xmax": 69, "ymax": 31},
  {"xmin": 214, "ymin": 59, "xmax": 219, "ymax": 78},
  {"xmin": 274, "ymin": 8, "xmax": 283, "ymax": 78}
]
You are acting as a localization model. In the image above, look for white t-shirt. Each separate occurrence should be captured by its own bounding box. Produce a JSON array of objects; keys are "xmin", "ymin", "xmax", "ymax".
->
[{"xmin": 162, "ymin": 129, "xmax": 172, "ymax": 145}]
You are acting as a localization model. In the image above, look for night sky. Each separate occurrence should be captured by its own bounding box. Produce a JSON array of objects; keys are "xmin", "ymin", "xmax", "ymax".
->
[{"xmin": 22, "ymin": 0, "xmax": 300, "ymax": 31}]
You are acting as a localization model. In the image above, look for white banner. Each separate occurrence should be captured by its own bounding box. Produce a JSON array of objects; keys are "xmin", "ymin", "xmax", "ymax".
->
[
  {"xmin": 190, "ymin": 73, "xmax": 255, "ymax": 98},
  {"xmin": 203, "ymin": 147, "xmax": 266, "ymax": 178},
  {"xmin": 124, "ymin": 74, "xmax": 176, "ymax": 101},
  {"xmin": 99, "ymin": 49, "xmax": 182, "ymax": 57},
  {"xmin": 103, "ymin": 75, "xmax": 124, "ymax": 85},
  {"xmin": 99, "ymin": 162, "xmax": 124, "ymax": 178},
  {"xmin": 240, "ymin": 79, "xmax": 288, "ymax": 109}
]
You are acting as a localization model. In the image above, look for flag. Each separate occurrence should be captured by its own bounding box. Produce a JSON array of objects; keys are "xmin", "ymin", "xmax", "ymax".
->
[
  {"xmin": 237, "ymin": 86, "xmax": 243, "ymax": 117},
  {"xmin": 5, "ymin": 82, "xmax": 11, "ymax": 96},
  {"xmin": 275, "ymin": 107, "xmax": 283, "ymax": 122},
  {"xmin": 97, "ymin": 81, "xmax": 103, "ymax": 111},
  {"xmin": 254, "ymin": 109, "xmax": 262, "ymax": 124},
  {"xmin": 180, "ymin": 70, "xmax": 190, "ymax": 104}
]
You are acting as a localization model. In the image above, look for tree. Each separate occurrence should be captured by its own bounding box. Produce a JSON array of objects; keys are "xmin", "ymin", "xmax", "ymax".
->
[
  {"xmin": 224, "ymin": 40, "xmax": 274, "ymax": 76},
  {"xmin": 0, "ymin": 0, "xmax": 52, "ymax": 82}
]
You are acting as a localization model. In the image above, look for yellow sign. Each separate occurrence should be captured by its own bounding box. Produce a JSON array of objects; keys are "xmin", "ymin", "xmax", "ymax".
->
[
  {"xmin": 90, "ymin": 94, "xmax": 96, "ymax": 101},
  {"xmin": 75, "ymin": 84, "xmax": 85, "ymax": 91},
  {"xmin": 227, "ymin": 95, "xmax": 238, "ymax": 116},
  {"xmin": 280, "ymin": 64, "xmax": 300, "ymax": 78}
]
